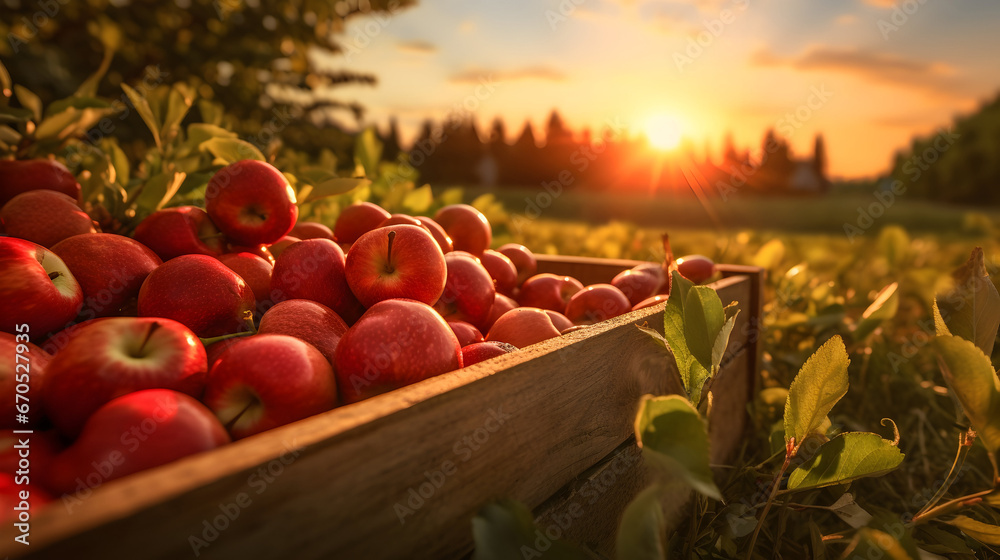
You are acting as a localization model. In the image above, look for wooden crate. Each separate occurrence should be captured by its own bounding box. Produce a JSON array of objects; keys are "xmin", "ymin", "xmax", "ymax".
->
[{"xmin": 3, "ymin": 256, "xmax": 763, "ymax": 560}]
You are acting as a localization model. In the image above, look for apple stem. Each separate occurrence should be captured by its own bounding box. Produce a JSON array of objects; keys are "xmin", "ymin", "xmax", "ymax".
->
[
  {"xmin": 48, "ymin": 271, "xmax": 61, "ymax": 280},
  {"xmin": 135, "ymin": 322, "xmax": 162, "ymax": 357},
  {"xmin": 199, "ymin": 331, "xmax": 254, "ymax": 347},
  {"xmin": 223, "ymin": 397, "xmax": 259, "ymax": 433},
  {"xmin": 384, "ymin": 230, "xmax": 397, "ymax": 274}
]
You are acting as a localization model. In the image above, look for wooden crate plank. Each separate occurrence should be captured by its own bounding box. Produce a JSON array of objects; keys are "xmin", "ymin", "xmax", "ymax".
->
[{"xmin": 3, "ymin": 268, "xmax": 760, "ymax": 560}]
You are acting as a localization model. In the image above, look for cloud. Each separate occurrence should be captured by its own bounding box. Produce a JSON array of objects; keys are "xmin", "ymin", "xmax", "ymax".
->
[
  {"xmin": 836, "ymin": 14, "xmax": 859, "ymax": 25},
  {"xmin": 751, "ymin": 46, "xmax": 971, "ymax": 99},
  {"xmin": 863, "ymin": 0, "xmax": 898, "ymax": 7},
  {"xmin": 449, "ymin": 66, "xmax": 568, "ymax": 84},
  {"xmin": 397, "ymin": 40, "xmax": 436, "ymax": 55}
]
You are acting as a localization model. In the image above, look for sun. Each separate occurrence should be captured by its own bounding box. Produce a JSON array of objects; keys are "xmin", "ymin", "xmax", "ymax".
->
[{"xmin": 644, "ymin": 114, "xmax": 684, "ymax": 151}]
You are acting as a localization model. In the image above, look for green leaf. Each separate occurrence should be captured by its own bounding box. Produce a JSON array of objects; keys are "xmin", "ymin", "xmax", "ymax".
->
[
  {"xmin": 854, "ymin": 282, "xmax": 899, "ymax": 342},
  {"xmin": 0, "ymin": 59, "xmax": 11, "ymax": 92},
  {"xmin": 161, "ymin": 83, "xmax": 194, "ymax": 139},
  {"xmin": 0, "ymin": 125, "xmax": 22, "ymax": 146},
  {"xmin": 132, "ymin": 172, "xmax": 187, "ymax": 213},
  {"xmin": 0, "ymin": 105, "xmax": 35, "ymax": 124},
  {"xmin": 200, "ymin": 137, "xmax": 265, "ymax": 164},
  {"xmin": 75, "ymin": 48, "xmax": 115, "ymax": 99},
  {"xmin": 471, "ymin": 500, "xmax": 591, "ymax": 560},
  {"xmin": 13, "ymin": 85, "xmax": 41, "ymax": 122},
  {"xmin": 935, "ymin": 247, "xmax": 1000, "ymax": 357},
  {"xmin": 403, "ymin": 184, "xmax": 434, "ymax": 214},
  {"xmin": 185, "ymin": 123, "xmax": 237, "ymax": 146},
  {"xmin": 439, "ymin": 187, "xmax": 464, "ymax": 207},
  {"xmin": 783, "ymin": 336, "xmax": 850, "ymax": 450},
  {"xmin": 786, "ymin": 432, "xmax": 904, "ymax": 491},
  {"xmin": 684, "ymin": 287, "xmax": 725, "ymax": 373},
  {"xmin": 122, "ymin": 83, "xmax": 161, "ymax": 149},
  {"xmin": 354, "ymin": 127, "xmax": 383, "ymax": 178},
  {"xmin": 808, "ymin": 521, "xmax": 827, "ymax": 560},
  {"xmin": 711, "ymin": 305, "xmax": 740, "ymax": 375},
  {"xmin": 635, "ymin": 395, "xmax": 720, "ymax": 499},
  {"xmin": 934, "ymin": 335, "xmax": 1000, "ymax": 453},
  {"xmin": 753, "ymin": 239, "xmax": 785, "ymax": 270},
  {"xmin": 101, "ymin": 138, "xmax": 130, "ymax": 186},
  {"xmin": 302, "ymin": 177, "xmax": 370, "ymax": 203},
  {"xmin": 615, "ymin": 484, "xmax": 669, "ymax": 560},
  {"xmin": 944, "ymin": 516, "xmax": 1000, "ymax": 546},
  {"xmin": 45, "ymin": 96, "xmax": 113, "ymax": 118}
]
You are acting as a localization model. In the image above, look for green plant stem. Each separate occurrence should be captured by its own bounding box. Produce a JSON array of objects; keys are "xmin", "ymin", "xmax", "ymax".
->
[
  {"xmin": 916, "ymin": 430, "xmax": 969, "ymax": 518},
  {"xmin": 199, "ymin": 330, "xmax": 254, "ymax": 347},
  {"xmin": 910, "ymin": 488, "xmax": 994, "ymax": 525},
  {"xmin": 746, "ymin": 440, "xmax": 793, "ymax": 560}
]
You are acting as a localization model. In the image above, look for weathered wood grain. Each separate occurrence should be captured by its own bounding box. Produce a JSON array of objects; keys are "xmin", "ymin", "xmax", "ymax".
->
[{"xmin": 2, "ymin": 259, "xmax": 762, "ymax": 560}]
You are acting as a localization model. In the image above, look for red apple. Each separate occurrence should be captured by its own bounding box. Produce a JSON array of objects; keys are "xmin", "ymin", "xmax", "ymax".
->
[
  {"xmin": 633, "ymin": 295, "xmax": 668, "ymax": 311},
  {"xmin": 517, "ymin": 273, "xmax": 583, "ymax": 313},
  {"xmin": 611, "ymin": 267, "xmax": 663, "ymax": 307},
  {"xmin": 482, "ymin": 294, "xmax": 518, "ymax": 332},
  {"xmin": 334, "ymin": 299, "xmax": 462, "ymax": 404},
  {"xmin": 43, "ymin": 317, "xmax": 208, "ymax": 438},
  {"xmin": 497, "ymin": 243, "xmax": 537, "ymax": 286},
  {"xmin": 138, "ymin": 254, "xmax": 256, "ymax": 337},
  {"xmin": 289, "ymin": 221, "xmax": 334, "ymax": 240},
  {"xmin": 270, "ymin": 239, "xmax": 365, "ymax": 324},
  {"xmin": 448, "ymin": 320, "xmax": 484, "ymax": 347},
  {"xmin": 433, "ymin": 251, "xmax": 496, "ymax": 330},
  {"xmin": 676, "ymin": 255, "xmax": 716, "ymax": 284},
  {"xmin": 480, "ymin": 249, "xmax": 518, "ymax": 296},
  {"xmin": 257, "ymin": 300, "xmax": 348, "ymax": 365},
  {"xmin": 218, "ymin": 252, "xmax": 273, "ymax": 306},
  {"xmin": 416, "ymin": 216, "xmax": 454, "ymax": 254},
  {"xmin": 0, "ymin": 333, "xmax": 50, "ymax": 429},
  {"xmin": 46, "ymin": 389, "xmax": 230, "ymax": 496},
  {"xmin": 545, "ymin": 310, "xmax": 574, "ymax": 332},
  {"xmin": 133, "ymin": 206, "xmax": 226, "ymax": 261},
  {"xmin": 433, "ymin": 204, "xmax": 491, "ymax": 256},
  {"xmin": 334, "ymin": 202, "xmax": 391, "ymax": 244},
  {"xmin": 462, "ymin": 341, "xmax": 518, "ymax": 366},
  {"xmin": 345, "ymin": 225, "xmax": 446, "ymax": 307},
  {"xmin": 0, "ymin": 238, "xmax": 83, "ymax": 336},
  {"xmin": 486, "ymin": 307, "xmax": 561, "ymax": 349},
  {"xmin": 564, "ymin": 284, "xmax": 632, "ymax": 325},
  {"xmin": 203, "ymin": 334, "xmax": 337, "ymax": 439},
  {"xmin": 378, "ymin": 214, "xmax": 423, "ymax": 228},
  {"xmin": 0, "ymin": 159, "xmax": 80, "ymax": 207},
  {"xmin": 204, "ymin": 336, "xmax": 248, "ymax": 371},
  {"xmin": 51, "ymin": 233, "xmax": 162, "ymax": 319},
  {"xmin": 1, "ymin": 190, "xmax": 97, "ymax": 248},
  {"xmin": 205, "ymin": 160, "xmax": 298, "ymax": 245}
]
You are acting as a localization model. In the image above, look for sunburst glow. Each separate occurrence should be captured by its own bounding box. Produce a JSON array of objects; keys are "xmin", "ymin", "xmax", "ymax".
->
[{"xmin": 644, "ymin": 114, "xmax": 684, "ymax": 151}]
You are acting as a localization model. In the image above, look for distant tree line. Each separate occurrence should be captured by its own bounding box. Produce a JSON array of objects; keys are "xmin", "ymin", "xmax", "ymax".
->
[{"xmin": 380, "ymin": 110, "xmax": 831, "ymax": 196}]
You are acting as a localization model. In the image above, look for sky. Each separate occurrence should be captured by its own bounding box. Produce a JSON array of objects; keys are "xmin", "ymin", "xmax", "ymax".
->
[{"xmin": 332, "ymin": 0, "xmax": 1000, "ymax": 179}]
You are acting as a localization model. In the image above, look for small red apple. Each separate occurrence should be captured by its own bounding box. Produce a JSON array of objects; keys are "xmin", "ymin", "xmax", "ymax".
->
[
  {"xmin": 496, "ymin": 243, "xmax": 537, "ymax": 286},
  {"xmin": 270, "ymin": 238, "xmax": 365, "ymax": 324},
  {"xmin": 462, "ymin": 341, "xmax": 518, "ymax": 366},
  {"xmin": 480, "ymin": 249, "xmax": 518, "ymax": 296},
  {"xmin": 266, "ymin": 236, "xmax": 300, "ymax": 259},
  {"xmin": 486, "ymin": 307, "xmax": 561, "ymax": 349},
  {"xmin": 433, "ymin": 204, "xmax": 491, "ymax": 256},
  {"xmin": 564, "ymin": 284, "xmax": 632, "ymax": 325},
  {"xmin": 334, "ymin": 202, "xmax": 391, "ymax": 244},
  {"xmin": 334, "ymin": 299, "xmax": 462, "ymax": 404},
  {"xmin": 43, "ymin": 317, "xmax": 208, "ymax": 438},
  {"xmin": 676, "ymin": 255, "xmax": 715, "ymax": 284},
  {"xmin": 45, "ymin": 389, "xmax": 230, "ymax": 495},
  {"xmin": 433, "ymin": 251, "xmax": 496, "ymax": 330},
  {"xmin": 345, "ymin": 225, "xmax": 446, "ymax": 307},
  {"xmin": 0, "ymin": 430, "xmax": 62, "ymax": 486},
  {"xmin": 289, "ymin": 221, "xmax": 334, "ymax": 240},
  {"xmin": 0, "ymin": 159, "xmax": 80, "ymax": 207},
  {"xmin": 633, "ymin": 295, "xmax": 667, "ymax": 311},
  {"xmin": 51, "ymin": 233, "xmax": 162, "ymax": 319},
  {"xmin": 517, "ymin": 273, "xmax": 583, "ymax": 313},
  {"xmin": 205, "ymin": 160, "xmax": 298, "ymax": 245},
  {"xmin": 218, "ymin": 252, "xmax": 273, "ymax": 306},
  {"xmin": 203, "ymin": 334, "xmax": 338, "ymax": 439},
  {"xmin": 378, "ymin": 214, "xmax": 423, "ymax": 228},
  {"xmin": 0, "ymin": 238, "xmax": 83, "ymax": 336},
  {"xmin": 611, "ymin": 267, "xmax": 663, "ymax": 307},
  {"xmin": 133, "ymin": 206, "xmax": 226, "ymax": 261},
  {"xmin": 545, "ymin": 310, "xmax": 574, "ymax": 332},
  {"xmin": 482, "ymin": 294, "xmax": 519, "ymax": 332},
  {"xmin": 416, "ymin": 216, "xmax": 454, "ymax": 254},
  {"xmin": 0, "ymin": 473, "xmax": 51, "ymax": 522},
  {"xmin": 448, "ymin": 320, "xmax": 484, "ymax": 347},
  {"xmin": 257, "ymin": 299, "xmax": 348, "ymax": 365},
  {"xmin": 1, "ymin": 190, "xmax": 97, "ymax": 248},
  {"xmin": 226, "ymin": 243, "xmax": 276, "ymax": 266},
  {"xmin": 138, "ymin": 254, "xmax": 256, "ymax": 337}
]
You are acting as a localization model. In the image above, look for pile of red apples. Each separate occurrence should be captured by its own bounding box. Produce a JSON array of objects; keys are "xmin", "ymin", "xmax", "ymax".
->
[{"xmin": 0, "ymin": 158, "xmax": 715, "ymax": 512}]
